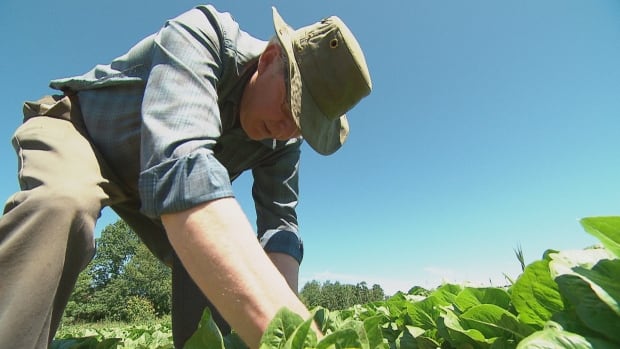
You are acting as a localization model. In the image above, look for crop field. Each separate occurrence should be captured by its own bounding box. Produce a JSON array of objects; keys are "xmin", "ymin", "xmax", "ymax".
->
[
  {"xmin": 52, "ymin": 321, "xmax": 173, "ymax": 348},
  {"xmin": 52, "ymin": 216, "xmax": 620, "ymax": 348}
]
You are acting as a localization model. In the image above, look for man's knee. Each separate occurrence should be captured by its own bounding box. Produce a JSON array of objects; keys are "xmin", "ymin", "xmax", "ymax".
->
[{"xmin": 7, "ymin": 185, "xmax": 99, "ymax": 259}]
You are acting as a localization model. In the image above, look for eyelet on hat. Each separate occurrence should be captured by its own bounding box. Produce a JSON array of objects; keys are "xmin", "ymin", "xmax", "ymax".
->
[{"xmin": 330, "ymin": 38, "xmax": 339, "ymax": 48}]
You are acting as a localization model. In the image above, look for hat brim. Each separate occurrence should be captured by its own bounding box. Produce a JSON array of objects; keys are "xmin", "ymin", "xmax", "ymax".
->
[{"xmin": 272, "ymin": 7, "xmax": 349, "ymax": 156}]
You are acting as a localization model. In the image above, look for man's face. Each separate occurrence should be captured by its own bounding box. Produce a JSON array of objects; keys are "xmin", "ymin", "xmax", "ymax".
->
[{"xmin": 239, "ymin": 45, "xmax": 301, "ymax": 141}]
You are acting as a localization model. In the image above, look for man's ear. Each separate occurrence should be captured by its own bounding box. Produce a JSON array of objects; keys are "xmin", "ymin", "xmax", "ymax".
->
[{"xmin": 257, "ymin": 42, "xmax": 281, "ymax": 74}]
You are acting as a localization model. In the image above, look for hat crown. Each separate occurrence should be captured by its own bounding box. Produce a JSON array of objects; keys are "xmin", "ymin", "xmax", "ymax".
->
[
  {"xmin": 293, "ymin": 16, "xmax": 372, "ymax": 119},
  {"xmin": 272, "ymin": 7, "xmax": 371, "ymax": 155}
]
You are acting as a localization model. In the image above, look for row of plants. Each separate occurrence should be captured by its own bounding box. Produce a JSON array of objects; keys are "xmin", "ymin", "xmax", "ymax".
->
[
  {"xmin": 52, "ymin": 321, "xmax": 173, "ymax": 349},
  {"xmin": 53, "ymin": 216, "xmax": 620, "ymax": 348},
  {"xmin": 187, "ymin": 216, "xmax": 620, "ymax": 348}
]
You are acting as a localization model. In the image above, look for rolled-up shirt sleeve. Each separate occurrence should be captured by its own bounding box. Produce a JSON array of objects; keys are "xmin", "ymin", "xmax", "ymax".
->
[
  {"xmin": 252, "ymin": 140, "xmax": 304, "ymax": 263},
  {"xmin": 139, "ymin": 8, "xmax": 234, "ymax": 217}
]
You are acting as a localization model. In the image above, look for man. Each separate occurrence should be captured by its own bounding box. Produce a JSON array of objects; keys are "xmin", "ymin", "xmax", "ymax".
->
[{"xmin": 0, "ymin": 4, "xmax": 371, "ymax": 348}]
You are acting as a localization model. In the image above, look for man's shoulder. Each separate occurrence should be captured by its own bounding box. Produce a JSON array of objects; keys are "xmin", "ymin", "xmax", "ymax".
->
[
  {"xmin": 193, "ymin": 4, "xmax": 235, "ymax": 25},
  {"xmin": 184, "ymin": 5, "xmax": 266, "ymax": 65}
]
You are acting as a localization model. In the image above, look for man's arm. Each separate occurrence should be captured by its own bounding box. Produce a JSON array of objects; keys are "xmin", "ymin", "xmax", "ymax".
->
[
  {"xmin": 161, "ymin": 197, "xmax": 312, "ymax": 348},
  {"xmin": 267, "ymin": 252, "xmax": 300, "ymax": 292}
]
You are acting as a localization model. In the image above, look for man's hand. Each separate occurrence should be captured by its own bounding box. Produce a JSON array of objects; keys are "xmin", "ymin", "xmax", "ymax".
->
[{"xmin": 161, "ymin": 197, "xmax": 312, "ymax": 348}]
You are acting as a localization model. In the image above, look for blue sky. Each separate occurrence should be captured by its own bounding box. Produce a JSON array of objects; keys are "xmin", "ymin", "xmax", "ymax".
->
[{"xmin": 2, "ymin": 0, "xmax": 619, "ymax": 294}]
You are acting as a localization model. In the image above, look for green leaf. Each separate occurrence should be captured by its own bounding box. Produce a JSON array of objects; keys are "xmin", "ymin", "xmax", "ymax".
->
[
  {"xmin": 548, "ymin": 248, "xmax": 620, "ymax": 343},
  {"xmin": 405, "ymin": 297, "xmax": 440, "ymax": 330},
  {"xmin": 283, "ymin": 316, "xmax": 318, "ymax": 349},
  {"xmin": 433, "ymin": 284, "xmax": 463, "ymax": 304},
  {"xmin": 362, "ymin": 315, "xmax": 388, "ymax": 349},
  {"xmin": 259, "ymin": 308, "xmax": 305, "ymax": 349},
  {"xmin": 406, "ymin": 289, "xmax": 456, "ymax": 330},
  {"xmin": 394, "ymin": 327, "xmax": 416, "ymax": 349},
  {"xmin": 548, "ymin": 247, "xmax": 614, "ymax": 273},
  {"xmin": 460, "ymin": 304, "xmax": 535, "ymax": 340},
  {"xmin": 437, "ymin": 306, "xmax": 489, "ymax": 348},
  {"xmin": 510, "ymin": 259, "xmax": 564, "ymax": 327},
  {"xmin": 554, "ymin": 274, "xmax": 620, "ymax": 344},
  {"xmin": 184, "ymin": 307, "xmax": 225, "ymax": 349},
  {"xmin": 488, "ymin": 337, "xmax": 518, "ymax": 349},
  {"xmin": 312, "ymin": 307, "xmax": 331, "ymax": 334},
  {"xmin": 455, "ymin": 287, "xmax": 512, "ymax": 313},
  {"xmin": 516, "ymin": 321, "xmax": 617, "ymax": 349},
  {"xmin": 316, "ymin": 328, "xmax": 362, "ymax": 349},
  {"xmin": 50, "ymin": 337, "xmax": 122, "ymax": 349},
  {"xmin": 581, "ymin": 217, "xmax": 620, "ymax": 258},
  {"xmin": 415, "ymin": 336, "xmax": 442, "ymax": 349},
  {"xmin": 96, "ymin": 338, "xmax": 124, "ymax": 349},
  {"xmin": 549, "ymin": 249, "xmax": 620, "ymax": 316}
]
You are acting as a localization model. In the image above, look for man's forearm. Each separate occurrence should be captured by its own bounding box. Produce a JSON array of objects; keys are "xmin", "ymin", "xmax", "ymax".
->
[{"xmin": 161, "ymin": 197, "xmax": 311, "ymax": 348}]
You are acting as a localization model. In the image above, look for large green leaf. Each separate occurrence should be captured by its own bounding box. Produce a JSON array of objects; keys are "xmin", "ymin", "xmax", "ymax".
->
[
  {"xmin": 259, "ymin": 308, "xmax": 305, "ymax": 349},
  {"xmin": 282, "ymin": 316, "xmax": 318, "ymax": 349},
  {"xmin": 549, "ymin": 248, "xmax": 620, "ymax": 316},
  {"xmin": 510, "ymin": 259, "xmax": 564, "ymax": 327},
  {"xmin": 312, "ymin": 307, "xmax": 331, "ymax": 334},
  {"xmin": 460, "ymin": 304, "xmax": 535, "ymax": 341},
  {"xmin": 581, "ymin": 217, "xmax": 620, "ymax": 258},
  {"xmin": 406, "ymin": 295, "xmax": 441, "ymax": 329},
  {"xmin": 549, "ymin": 248, "xmax": 614, "ymax": 274},
  {"xmin": 394, "ymin": 326, "xmax": 439, "ymax": 349},
  {"xmin": 555, "ymin": 272, "xmax": 620, "ymax": 344},
  {"xmin": 548, "ymin": 247, "xmax": 620, "ymax": 343},
  {"xmin": 406, "ymin": 286, "xmax": 458, "ymax": 330},
  {"xmin": 316, "ymin": 328, "xmax": 363, "ymax": 349},
  {"xmin": 184, "ymin": 307, "xmax": 225, "ymax": 349},
  {"xmin": 433, "ymin": 284, "xmax": 463, "ymax": 304},
  {"xmin": 516, "ymin": 321, "xmax": 617, "ymax": 349},
  {"xmin": 394, "ymin": 327, "xmax": 416, "ymax": 349},
  {"xmin": 455, "ymin": 287, "xmax": 512, "ymax": 313},
  {"xmin": 571, "ymin": 259, "xmax": 620, "ymax": 317},
  {"xmin": 362, "ymin": 315, "xmax": 388, "ymax": 349},
  {"xmin": 437, "ymin": 306, "xmax": 490, "ymax": 348}
]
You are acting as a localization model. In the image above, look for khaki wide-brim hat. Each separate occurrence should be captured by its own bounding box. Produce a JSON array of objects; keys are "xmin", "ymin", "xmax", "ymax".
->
[{"xmin": 272, "ymin": 7, "xmax": 372, "ymax": 155}]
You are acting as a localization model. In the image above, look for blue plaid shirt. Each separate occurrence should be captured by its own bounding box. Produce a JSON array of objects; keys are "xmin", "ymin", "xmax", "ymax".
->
[{"xmin": 49, "ymin": 5, "xmax": 304, "ymax": 262}]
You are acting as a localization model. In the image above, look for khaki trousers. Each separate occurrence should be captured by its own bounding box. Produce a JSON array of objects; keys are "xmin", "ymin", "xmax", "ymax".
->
[{"xmin": 0, "ymin": 95, "xmax": 228, "ymax": 348}]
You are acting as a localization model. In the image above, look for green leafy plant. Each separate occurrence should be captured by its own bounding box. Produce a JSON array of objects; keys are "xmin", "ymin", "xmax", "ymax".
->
[
  {"xmin": 52, "ymin": 321, "xmax": 173, "ymax": 349},
  {"xmin": 53, "ymin": 216, "xmax": 620, "ymax": 348},
  {"xmin": 185, "ymin": 216, "xmax": 620, "ymax": 349}
]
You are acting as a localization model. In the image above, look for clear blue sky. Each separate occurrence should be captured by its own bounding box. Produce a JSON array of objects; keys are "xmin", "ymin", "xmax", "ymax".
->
[{"xmin": 2, "ymin": 0, "xmax": 619, "ymax": 294}]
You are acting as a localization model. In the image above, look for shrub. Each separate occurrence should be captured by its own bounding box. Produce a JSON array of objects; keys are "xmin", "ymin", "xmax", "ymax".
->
[{"xmin": 125, "ymin": 296, "xmax": 156, "ymax": 322}]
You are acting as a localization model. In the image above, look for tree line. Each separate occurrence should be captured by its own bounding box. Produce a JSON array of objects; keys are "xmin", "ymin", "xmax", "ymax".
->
[
  {"xmin": 62, "ymin": 220, "xmax": 385, "ymax": 323},
  {"xmin": 300, "ymin": 280, "xmax": 385, "ymax": 310}
]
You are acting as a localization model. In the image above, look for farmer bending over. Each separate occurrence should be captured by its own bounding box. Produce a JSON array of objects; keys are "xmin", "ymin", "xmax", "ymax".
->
[{"xmin": 0, "ymin": 4, "xmax": 371, "ymax": 349}]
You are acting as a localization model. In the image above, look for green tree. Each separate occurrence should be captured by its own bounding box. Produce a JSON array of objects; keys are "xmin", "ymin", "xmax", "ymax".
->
[
  {"xmin": 63, "ymin": 220, "xmax": 172, "ymax": 322},
  {"xmin": 299, "ymin": 280, "xmax": 321, "ymax": 308},
  {"xmin": 90, "ymin": 220, "xmax": 140, "ymax": 289},
  {"xmin": 64, "ymin": 268, "xmax": 100, "ymax": 322},
  {"xmin": 371, "ymin": 284, "xmax": 385, "ymax": 301},
  {"xmin": 118, "ymin": 243, "xmax": 172, "ymax": 316}
]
